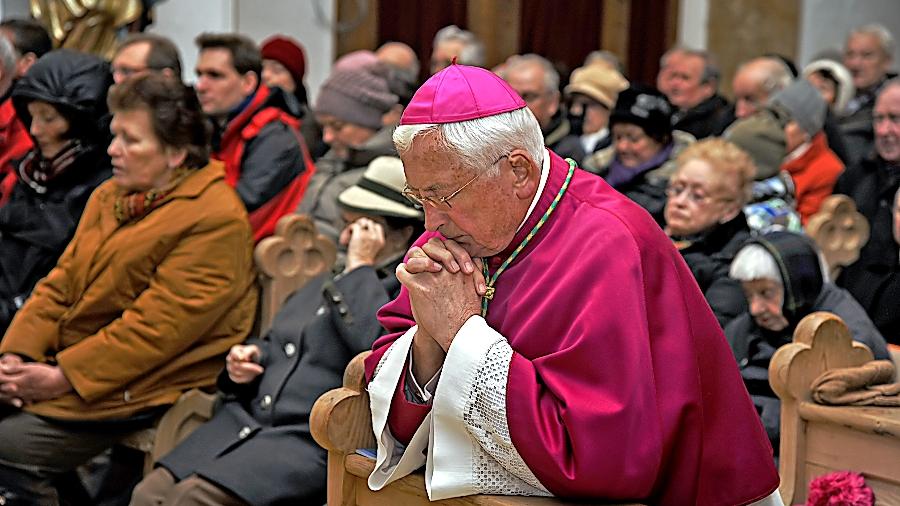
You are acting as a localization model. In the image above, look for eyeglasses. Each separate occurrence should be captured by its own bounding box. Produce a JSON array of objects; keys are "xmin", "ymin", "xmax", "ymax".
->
[
  {"xmin": 665, "ymin": 183, "xmax": 729, "ymax": 205},
  {"xmin": 111, "ymin": 66, "xmax": 149, "ymax": 79},
  {"xmin": 402, "ymin": 173, "xmax": 480, "ymax": 211},
  {"xmin": 874, "ymin": 113, "xmax": 900, "ymax": 127},
  {"xmin": 402, "ymin": 155, "xmax": 507, "ymax": 210}
]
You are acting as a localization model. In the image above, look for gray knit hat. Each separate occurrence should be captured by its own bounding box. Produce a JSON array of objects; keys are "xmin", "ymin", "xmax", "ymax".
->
[
  {"xmin": 315, "ymin": 60, "xmax": 398, "ymax": 130},
  {"xmin": 769, "ymin": 79, "xmax": 827, "ymax": 136}
]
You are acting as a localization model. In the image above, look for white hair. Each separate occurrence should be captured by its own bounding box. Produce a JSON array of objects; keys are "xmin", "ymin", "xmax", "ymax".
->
[
  {"xmin": 730, "ymin": 241, "xmax": 831, "ymax": 284},
  {"xmin": 848, "ymin": 23, "xmax": 895, "ymax": 60},
  {"xmin": 393, "ymin": 107, "xmax": 545, "ymax": 177},
  {"xmin": 505, "ymin": 53, "xmax": 560, "ymax": 93},
  {"xmin": 433, "ymin": 25, "xmax": 485, "ymax": 67},
  {"xmin": 729, "ymin": 244, "xmax": 782, "ymax": 284}
]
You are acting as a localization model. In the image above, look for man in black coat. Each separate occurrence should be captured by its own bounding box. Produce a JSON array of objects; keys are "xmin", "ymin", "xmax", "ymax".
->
[
  {"xmin": 656, "ymin": 46, "xmax": 732, "ymax": 140},
  {"xmin": 131, "ymin": 156, "xmax": 423, "ymax": 505},
  {"xmin": 835, "ymin": 79, "xmax": 900, "ymax": 344}
]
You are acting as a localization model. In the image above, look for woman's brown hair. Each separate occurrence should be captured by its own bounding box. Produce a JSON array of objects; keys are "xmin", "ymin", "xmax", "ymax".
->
[{"xmin": 107, "ymin": 74, "xmax": 210, "ymax": 169}]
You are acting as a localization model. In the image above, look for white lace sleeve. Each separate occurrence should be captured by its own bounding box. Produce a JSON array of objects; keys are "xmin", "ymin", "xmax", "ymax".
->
[{"xmin": 427, "ymin": 316, "xmax": 551, "ymax": 500}]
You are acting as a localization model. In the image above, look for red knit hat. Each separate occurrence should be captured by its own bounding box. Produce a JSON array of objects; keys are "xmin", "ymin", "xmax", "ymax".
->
[{"xmin": 261, "ymin": 36, "xmax": 306, "ymax": 86}]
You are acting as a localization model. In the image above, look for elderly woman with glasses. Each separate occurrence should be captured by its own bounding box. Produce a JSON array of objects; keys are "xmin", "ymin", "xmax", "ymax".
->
[{"xmin": 664, "ymin": 138, "xmax": 756, "ymax": 328}]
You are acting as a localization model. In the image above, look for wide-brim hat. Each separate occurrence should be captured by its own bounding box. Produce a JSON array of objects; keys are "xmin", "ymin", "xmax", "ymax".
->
[{"xmin": 338, "ymin": 156, "xmax": 423, "ymax": 220}]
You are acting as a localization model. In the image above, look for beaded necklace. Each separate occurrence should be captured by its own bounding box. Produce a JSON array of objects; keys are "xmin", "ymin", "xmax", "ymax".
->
[{"xmin": 480, "ymin": 159, "xmax": 576, "ymax": 317}]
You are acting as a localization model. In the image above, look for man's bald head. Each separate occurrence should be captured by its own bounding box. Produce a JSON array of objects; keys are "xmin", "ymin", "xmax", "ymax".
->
[
  {"xmin": 377, "ymin": 42, "xmax": 419, "ymax": 78},
  {"xmin": 732, "ymin": 57, "xmax": 793, "ymax": 119}
]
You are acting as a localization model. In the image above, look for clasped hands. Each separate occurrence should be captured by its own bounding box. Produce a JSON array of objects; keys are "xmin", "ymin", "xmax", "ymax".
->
[
  {"xmin": 0, "ymin": 353, "xmax": 72, "ymax": 407},
  {"xmin": 396, "ymin": 237, "xmax": 488, "ymax": 354}
]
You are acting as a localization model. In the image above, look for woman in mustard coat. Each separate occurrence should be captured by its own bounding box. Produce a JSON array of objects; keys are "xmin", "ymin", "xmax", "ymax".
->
[{"xmin": 0, "ymin": 74, "xmax": 258, "ymax": 505}]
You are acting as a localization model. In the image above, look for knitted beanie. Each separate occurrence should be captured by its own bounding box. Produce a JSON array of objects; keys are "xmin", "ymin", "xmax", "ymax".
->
[
  {"xmin": 609, "ymin": 86, "xmax": 674, "ymax": 144},
  {"xmin": 769, "ymin": 79, "xmax": 827, "ymax": 136},
  {"xmin": 261, "ymin": 36, "xmax": 306, "ymax": 87},
  {"xmin": 315, "ymin": 61, "xmax": 398, "ymax": 130}
]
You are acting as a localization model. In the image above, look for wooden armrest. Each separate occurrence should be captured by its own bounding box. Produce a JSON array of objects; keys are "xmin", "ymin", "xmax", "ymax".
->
[
  {"xmin": 311, "ymin": 350, "xmax": 375, "ymax": 452},
  {"xmin": 805, "ymin": 194, "xmax": 869, "ymax": 279},
  {"xmin": 150, "ymin": 389, "xmax": 218, "ymax": 463}
]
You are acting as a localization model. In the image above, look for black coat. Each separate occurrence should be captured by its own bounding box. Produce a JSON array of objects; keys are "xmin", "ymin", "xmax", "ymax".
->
[
  {"xmin": 672, "ymin": 94, "xmax": 732, "ymax": 140},
  {"xmin": 675, "ymin": 213, "xmax": 751, "ymax": 328},
  {"xmin": 725, "ymin": 283, "xmax": 889, "ymax": 451},
  {"xmin": 834, "ymin": 155, "xmax": 900, "ymax": 344},
  {"xmin": 160, "ymin": 261, "xmax": 401, "ymax": 505},
  {"xmin": 0, "ymin": 49, "xmax": 112, "ymax": 336}
]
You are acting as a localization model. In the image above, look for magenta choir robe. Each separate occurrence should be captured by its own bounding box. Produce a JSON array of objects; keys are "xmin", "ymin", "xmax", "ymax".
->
[{"xmin": 364, "ymin": 150, "xmax": 780, "ymax": 505}]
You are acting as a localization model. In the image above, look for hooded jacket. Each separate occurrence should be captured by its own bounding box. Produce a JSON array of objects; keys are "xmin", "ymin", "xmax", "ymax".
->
[
  {"xmin": 724, "ymin": 231, "xmax": 889, "ymax": 450},
  {"xmin": 0, "ymin": 50, "xmax": 112, "ymax": 335}
]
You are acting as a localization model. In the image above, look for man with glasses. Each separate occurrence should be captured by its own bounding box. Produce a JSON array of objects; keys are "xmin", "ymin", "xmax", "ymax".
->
[
  {"xmin": 500, "ymin": 54, "xmax": 584, "ymax": 162},
  {"xmin": 296, "ymin": 53, "xmax": 399, "ymax": 242},
  {"xmin": 110, "ymin": 33, "xmax": 182, "ymax": 84},
  {"xmin": 364, "ymin": 63, "xmax": 782, "ymax": 505},
  {"xmin": 836, "ymin": 78, "xmax": 900, "ymax": 344}
]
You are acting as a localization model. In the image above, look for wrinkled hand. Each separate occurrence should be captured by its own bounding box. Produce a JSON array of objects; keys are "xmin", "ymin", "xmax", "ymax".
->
[
  {"xmin": 226, "ymin": 345, "xmax": 264, "ymax": 384},
  {"xmin": 0, "ymin": 357, "xmax": 72, "ymax": 405},
  {"xmin": 340, "ymin": 218, "xmax": 386, "ymax": 273},
  {"xmin": 404, "ymin": 237, "xmax": 487, "ymax": 296},
  {"xmin": 0, "ymin": 354, "xmax": 23, "ymax": 407},
  {"xmin": 396, "ymin": 258, "xmax": 482, "ymax": 352}
]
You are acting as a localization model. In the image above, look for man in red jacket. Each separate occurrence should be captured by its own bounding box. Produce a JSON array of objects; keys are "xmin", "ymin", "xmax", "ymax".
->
[{"xmin": 195, "ymin": 33, "xmax": 314, "ymax": 241}]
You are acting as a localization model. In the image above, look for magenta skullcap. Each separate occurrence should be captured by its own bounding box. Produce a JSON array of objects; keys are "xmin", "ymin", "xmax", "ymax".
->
[{"xmin": 400, "ymin": 63, "xmax": 526, "ymax": 125}]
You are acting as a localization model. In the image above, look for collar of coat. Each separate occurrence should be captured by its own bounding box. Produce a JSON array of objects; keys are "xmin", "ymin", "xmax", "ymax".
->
[{"xmin": 100, "ymin": 160, "xmax": 226, "ymax": 213}]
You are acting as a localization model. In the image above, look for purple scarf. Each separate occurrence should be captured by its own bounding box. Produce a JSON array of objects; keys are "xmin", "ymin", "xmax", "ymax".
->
[{"xmin": 605, "ymin": 142, "xmax": 674, "ymax": 189}]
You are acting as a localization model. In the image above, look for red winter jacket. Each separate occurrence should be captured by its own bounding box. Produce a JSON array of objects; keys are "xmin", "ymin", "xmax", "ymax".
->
[
  {"xmin": 213, "ymin": 85, "xmax": 315, "ymax": 241},
  {"xmin": 781, "ymin": 132, "xmax": 844, "ymax": 224},
  {"xmin": 0, "ymin": 98, "xmax": 33, "ymax": 207}
]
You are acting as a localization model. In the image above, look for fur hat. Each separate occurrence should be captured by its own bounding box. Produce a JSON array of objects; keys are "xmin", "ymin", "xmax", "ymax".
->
[{"xmin": 802, "ymin": 59, "xmax": 856, "ymax": 117}]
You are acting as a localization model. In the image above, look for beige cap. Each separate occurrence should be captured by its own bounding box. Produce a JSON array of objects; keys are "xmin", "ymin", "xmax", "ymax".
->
[{"xmin": 564, "ymin": 65, "xmax": 628, "ymax": 109}]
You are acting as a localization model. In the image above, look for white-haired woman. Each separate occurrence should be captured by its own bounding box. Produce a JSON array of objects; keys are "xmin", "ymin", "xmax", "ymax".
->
[{"xmin": 726, "ymin": 231, "xmax": 889, "ymax": 452}]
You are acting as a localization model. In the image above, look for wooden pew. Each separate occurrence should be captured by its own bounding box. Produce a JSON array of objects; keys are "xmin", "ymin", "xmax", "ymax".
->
[
  {"xmin": 310, "ymin": 351, "xmax": 642, "ymax": 506},
  {"xmin": 769, "ymin": 312, "xmax": 900, "ymax": 505},
  {"xmin": 805, "ymin": 194, "xmax": 870, "ymax": 280},
  {"xmin": 121, "ymin": 214, "xmax": 336, "ymax": 471}
]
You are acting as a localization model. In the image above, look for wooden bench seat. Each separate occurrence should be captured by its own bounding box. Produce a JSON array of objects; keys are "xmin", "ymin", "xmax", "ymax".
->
[{"xmin": 770, "ymin": 312, "xmax": 900, "ymax": 505}]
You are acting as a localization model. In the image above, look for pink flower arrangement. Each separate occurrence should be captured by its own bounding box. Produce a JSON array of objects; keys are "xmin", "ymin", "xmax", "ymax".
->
[{"xmin": 806, "ymin": 471, "xmax": 874, "ymax": 506}]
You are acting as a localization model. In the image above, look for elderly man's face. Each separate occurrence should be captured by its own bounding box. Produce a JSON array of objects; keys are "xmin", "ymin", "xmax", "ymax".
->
[
  {"xmin": 664, "ymin": 158, "xmax": 742, "ymax": 237},
  {"xmin": 742, "ymin": 278, "xmax": 789, "ymax": 332},
  {"xmin": 400, "ymin": 133, "xmax": 532, "ymax": 257},
  {"xmin": 732, "ymin": 68, "xmax": 768, "ymax": 119},
  {"xmin": 874, "ymin": 85, "xmax": 900, "ymax": 164},
  {"xmin": 844, "ymin": 33, "xmax": 892, "ymax": 91},
  {"xmin": 111, "ymin": 41, "xmax": 153, "ymax": 84},
  {"xmin": 657, "ymin": 51, "xmax": 714, "ymax": 111},
  {"xmin": 506, "ymin": 63, "xmax": 559, "ymax": 131}
]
